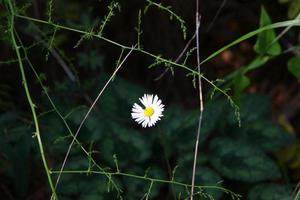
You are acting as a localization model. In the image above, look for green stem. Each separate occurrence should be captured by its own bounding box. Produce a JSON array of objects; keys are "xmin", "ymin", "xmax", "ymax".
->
[
  {"xmin": 13, "ymin": 13, "xmax": 300, "ymax": 108},
  {"xmin": 50, "ymin": 169, "xmax": 240, "ymax": 198},
  {"xmin": 14, "ymin": 14, "xmax": 231, "ymax": 100},
  {"xmin": 5, "ymin": 1, "xmax": 57, "ymax": 199},
  {"xmin": 157, "ymin": 126, "xmax": 176, "ymax": 199}
]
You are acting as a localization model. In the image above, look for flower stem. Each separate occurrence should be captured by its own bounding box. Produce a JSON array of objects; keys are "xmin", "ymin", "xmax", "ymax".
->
[{"xmin": 5, "ymin": 0, "xmax": 57, "ymax": 199}]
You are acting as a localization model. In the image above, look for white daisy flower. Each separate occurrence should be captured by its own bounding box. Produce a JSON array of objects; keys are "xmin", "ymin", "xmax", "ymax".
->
[{"xmin": 131, "ymin": 94, "xmax": 165, "ymax": 128}]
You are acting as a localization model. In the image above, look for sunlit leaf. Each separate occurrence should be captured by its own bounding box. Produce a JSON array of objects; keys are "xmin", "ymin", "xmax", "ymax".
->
[
  {"xmin": 254, "ymin": 6, "xmax": 282, "ymax": 56},
  {"xmin": 234, "ymin": 75, "xmax": 250, "ymax": 93},
  {"xmin": 201, "ymin": 15, "xmax": 298, "ymax": 65},
  {"xmin": 233, "ymin": 74, "xmax": 250, "ymax": 104},
  {"xmin": 288, "ymin": 0, "xmax": 300, "ymax": 19}
]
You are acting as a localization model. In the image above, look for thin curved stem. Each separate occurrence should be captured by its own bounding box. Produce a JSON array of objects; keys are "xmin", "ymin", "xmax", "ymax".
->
[
  {"xmin": 50, "ymin": 169, "xmax": 241, "ymax": 199},
  {"xmin": 5, "ymin": 0, "xmax": 57, "ymax": 199},
  {"xmin": 54, "ymin": 44, "xmax": 137, "ymax": 190}
]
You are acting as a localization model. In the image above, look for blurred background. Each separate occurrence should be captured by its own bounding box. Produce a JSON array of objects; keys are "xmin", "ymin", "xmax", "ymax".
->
[{"xmin": 1, "ymin": 0, "xmax": 300, "ymax": 199}]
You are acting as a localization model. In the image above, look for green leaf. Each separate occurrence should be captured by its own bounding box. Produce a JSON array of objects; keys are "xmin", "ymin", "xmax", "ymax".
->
[
  {"xmin": 201, "ymin": 100, "xmax": 226, "ymax": 140},
  {"xmin": 226, "ymin": 94, "xmax": 271, "ymax": 126},
  {"xmin": 110, "ymin": 124, "xmax": 151, "ymax": 163},
  {"xmin": 238, "ymin": 120, "xmax": 295, "ymax": 152},
  {"xmin": 197, "ymin": 167, "xmax": 223, "ymax": 199},
  {"xmin": 99, "ymin": 137, "xmax": 115, "ymax": 165},
  {"xmin": 0, "ymin": 119, "xmax": 33, "ymax": 198},
  {"xmin": 254, "ymin": 6, "xmax": 282, "ymax": 56},
  {"xmin": 82, "ymin": 194, "xmax": 104, "ymax": 200},
  {"xmin": 174, "ymin": 165, "xmax": 222, "ymax": 199},
  {"xmin": 0, "ymin": 111, "xmax": 18, "ymax": 127},
  {"xmin": 78, "ymin": 50, "xmax": 104, "ymax": 70},
  {"xmin": 234, "ymin": 75, "xmax": 250, "ymax": 92},
  {"xmin": 288, "ymin": 0, "xmax": 300, "ymax": 19},
  {"xmin": 97, "ymin": 76, "xmax": 144, "ymax": 121},
  {"xmin": 160, "ymin": 104, "xmax": 198, "ymax": 137},
  {"xmin": 91, "ymin": 123, "xmax": 152, "ymax": 166},
  {"xmin": 123, "ymin": 172, "xmax": 161, "ymax": 199},
  {"xmin": 201, "ymin": 17, "xmax": 299, "ymax": 65},
  {"xmin": 248, "ymin": 183, "xmax": 292, "ymax": 200},
  {"xmin": 288, "ymin": 57, "xmax": 300, "ymax": 79},
  {"xmin": 59, "ymin": 175, "xmax": 114, "ymax": 199},
  {"xmin": 111, "ymin": 77, "xmax": 144, "ymax": 106},
  {"xmin": 243, "ymin": 56, "xmax": 270, "ymax": 73},
  {"xmin": 209, "ymin": 137, "xmax": 281, "ymax": 182},
  {"xmin": 279, "ymin": 0, "xmax": 292, "ymax": 3},
  {"xmin": 233, "ymin": 75, "xmax": 250, "ymax": 104},
  {"xmin": 162, "ymin": 100, "xmax": 225, "ymax": 150}
]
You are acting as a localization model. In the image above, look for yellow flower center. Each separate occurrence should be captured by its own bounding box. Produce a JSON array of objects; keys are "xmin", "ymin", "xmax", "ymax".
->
[{"xmin": 144, "ymin": 106, "xmax": 154, "ymax": 117}]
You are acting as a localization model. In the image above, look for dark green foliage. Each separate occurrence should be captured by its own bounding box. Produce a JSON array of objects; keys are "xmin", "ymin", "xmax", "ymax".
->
[
  {"xmin": 1, "ymin": 0, "xmax": 298, "ymax": 199},
  {"xmin": 226, "ymin": 94, "xmax": 271, "ymax": 126},
  {"xmin": 248, "ymin": 183, "xmax": 292, "ymax": 200},
  {"xmin": 57, "ymin": 175, "xmax": 116, "ymax": 200},
  {"xmin": 235, "ymin": 120, "xmax": 295, "ymax": 153},
  {"xmin": 209, "ymin": 137, "xmax": 280, "ymax": 182},
  {"xmin": 78, "ymin": 50, "xmax": 104, "ymax": 70},
  {"xmin": 288, "ymin": 57, "xmax": 300, "ymax": 80},
  {"xmin": 174, "ymin": 164, "xmax": 223, "ymax": 199},
  {"xmin": 207, "ymin": 94, "xmax": 294, "ymax": 185},
  {"xmin": 200, "ymin": 100, "xmax": 226, "ymax": 143},
  {"xmin": 0, "ymin": 76, "xmax": 295, "ymax": 199},
  {"xmin": 0, "ymin": 112, "xmax": 33, "ymax": 198}
]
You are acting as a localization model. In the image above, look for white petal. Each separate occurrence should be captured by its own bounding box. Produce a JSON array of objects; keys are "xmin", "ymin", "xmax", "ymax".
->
[
  {"xmin": 148, "ymin": 94, "xmax": 153, "ymax": 104},
  {"xmin": 140, "ymin": 95, "xmax": 148, "ymax": 107},
  {"xmin": 153, "ymin": 95, "xmax": 159, "ymax": 105},
  {"xmin": 131, "ymin": 113, "xmax": 142, "ymax": 119},
  {"xmin": 142, "ymin": 117, "xmax": 149, "ymax": 127},
  {"xmin": 132, "ymin": 104, "xmax": 143, "ymax": 113}
]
